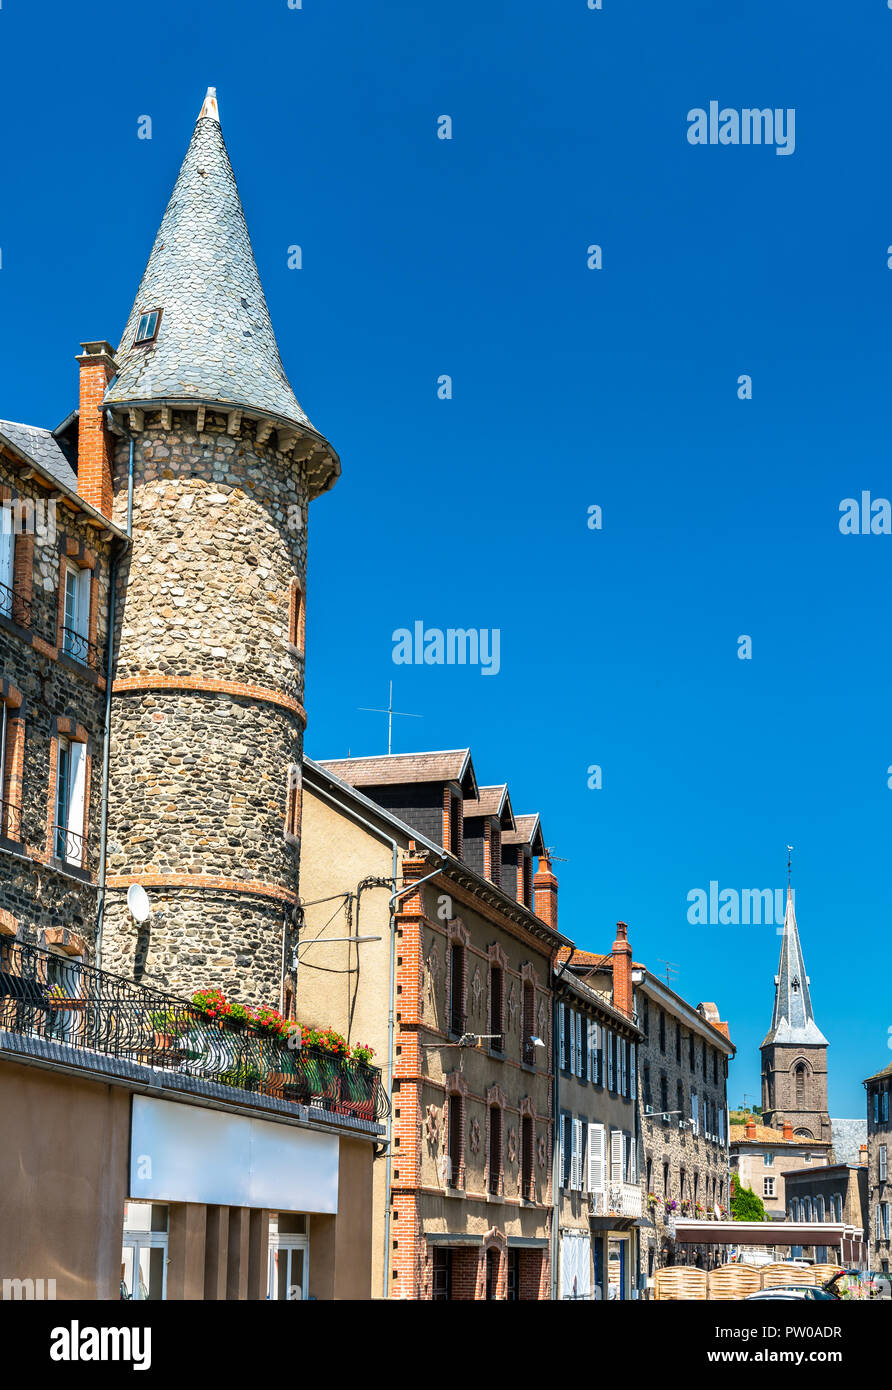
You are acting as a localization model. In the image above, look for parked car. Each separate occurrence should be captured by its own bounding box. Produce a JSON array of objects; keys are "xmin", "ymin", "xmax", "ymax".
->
[{"xmin": 746, "ymin": 1286, "xmax": 838, "ymax": 1301}]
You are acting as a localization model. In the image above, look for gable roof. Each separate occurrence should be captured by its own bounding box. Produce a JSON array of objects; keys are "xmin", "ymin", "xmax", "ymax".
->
[
  {"xmin": 0, "ymin": 421, "xmax": 78, "ymax": 491},
  {"xmin": 503, "ymin": 813, "xmax": 546, "ymax": 856},
  {"xmin": 464, "ymin": 784, "xmax": 515, "ymax": 828},
  {"xmin": 318, "ymin": 749, "xmax": 477, "ymax": 796}
]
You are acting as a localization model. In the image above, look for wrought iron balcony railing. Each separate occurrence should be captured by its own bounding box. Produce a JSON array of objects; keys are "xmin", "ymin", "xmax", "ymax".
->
[
  {"xmin": 0, "ymin": 578, "xmax": 32, "ymax": 629},
  {"xmin": 52, "ymin": 823, "xmax": 87, "ymax": 867},
  {"xmin": 60, "ymin": 625, "xmax": 102, "ymax": 671},
  {"xmin": 0, "ymin": 937, "xmax": 388, "ymax": 1124},
  {"xmin": 0, "ymin": 796, "xmax": 21, "ymax": 841}
]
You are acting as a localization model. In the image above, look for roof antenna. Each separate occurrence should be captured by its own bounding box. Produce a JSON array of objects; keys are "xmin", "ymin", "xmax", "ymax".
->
[{"xmin": 358, "ymin": 681, "xmax": 421, "ymax": 755}]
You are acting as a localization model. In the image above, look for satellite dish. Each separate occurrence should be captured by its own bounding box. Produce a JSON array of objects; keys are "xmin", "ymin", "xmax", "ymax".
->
[{"xmin": 127, "ymin": 883, "xmax": 152, "ymax": 923}]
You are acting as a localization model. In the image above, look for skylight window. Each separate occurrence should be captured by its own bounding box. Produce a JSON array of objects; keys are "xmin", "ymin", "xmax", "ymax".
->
[{"xmin": 134, "ymin": 310, "xmax": 161, "ymax": 345}]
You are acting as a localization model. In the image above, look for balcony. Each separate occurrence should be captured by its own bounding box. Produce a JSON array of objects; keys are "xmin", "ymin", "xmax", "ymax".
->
[
  {"xmin": 60, "ymin": 625, "xmax": 102, "ymax": 671},
  {"xmin": 0, "ymin": 578, "xmax": 31, "ymax": 629},
  {"xmin": 0, "ymin": 937, "xmax": 388, "ymax": 1125},
  {"xmin": 589, "ymin": 1183, "xmax": 643, "ymax": 1219}
]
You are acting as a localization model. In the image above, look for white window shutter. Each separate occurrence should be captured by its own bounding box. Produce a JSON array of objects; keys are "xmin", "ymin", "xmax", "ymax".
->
[
  {"xmin": 589, "ymin": 1022, "xmax": 599, "ymax": 1081},
  {"xmin": 587, "ymin": 1123, "xmax": 606, "ymax": 1193},
  {"xmin": 610, "ymin": 1128, "xmax": 623, "ymax": 1184},
  {"xmin": 570, "ymin": 1118, "xmax": 579, "ymax": 1190},
  {"xmin": 77, "ymin": 566, "xmax": 92, "ymax": 639},
  {"xmin": 66, "ymin": 742, "xmax": 87, "ymax": 866},
  {"xmin": 691, "ymin": 1091, "xmax": 698, "ymax": 1135}
]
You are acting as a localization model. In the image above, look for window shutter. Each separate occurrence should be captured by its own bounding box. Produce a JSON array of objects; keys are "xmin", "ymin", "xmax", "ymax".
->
[
  {"xmin": 579, "ymin": 1016, "xmax": 587, "ymax": 1081},
  {"xmin": 576, "ymin": 1119, "xmax": 586, "ymax": 1190},
  {"xmin": 610, "ymin": 1128, "xmax": 623, "ymax": 1184},
  {"xmin": 629, "ymin": 1042, "xmax": 636, "ymax": 1100},
  {"xmin": 570, "ymin": 1118, "xmax": 580, "ymax": 1190},
  {"xmin": 589, "ymin": 1022, "xmax": 599, "ymax": 1082},
  {"xmin": 606, "ymin": 1030, "xmax": 614, "ymax": 1091},
  {"xmin": 0, "ymin": 529, "xmax": 13, "ymax": 609},
  {"xmin": 587, "ymin": 1123, "xmax": 606, "ymax": 1193},
  {"xmin": 66, "ymin": 741, "xmax": 87, "ymax": 865},
  {"xmin": 77, "ymin": 566, "xmax": 92, "ymax": 640},
  {"xmin": 560, "ymin": 1115, "xmax": 567, "ymax": 1188},
  {"xmin": 559, "ymin": 1004, "xmax": 567, "ymax": 1070},
  {"xmin": 880, "ymin": 1145, "xmax": 887, "ymax": 1182},
  {"xmin": 691, "ymin": 1091, "xmax": 698, "ymax": 1135}
]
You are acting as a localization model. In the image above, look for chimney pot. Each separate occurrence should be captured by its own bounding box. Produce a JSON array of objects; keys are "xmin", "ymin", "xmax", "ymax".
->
[
  {"xmin": 782, "ymin": 1120, "xmax": 793, "ymax": 1140},
  {"xmin": 610, "ymin": 920, "xmax": 634, "ymax": 1020},
  {"xmin": 745, "ymin": 1118, "xmax": 757, "ymax": 1138}
]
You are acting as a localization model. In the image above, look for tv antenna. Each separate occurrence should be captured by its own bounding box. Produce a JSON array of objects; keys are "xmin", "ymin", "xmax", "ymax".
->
[
  {"xmin": 657, "ymin": 958, "xmax": 679, "ymax": 987},
  {"xmin": 543, "ymin": 846, "xmax": 569, "ymax": 863},
  {"xmin": 358, "ymin": 681, "xmax": 421, "ymax": 755}
]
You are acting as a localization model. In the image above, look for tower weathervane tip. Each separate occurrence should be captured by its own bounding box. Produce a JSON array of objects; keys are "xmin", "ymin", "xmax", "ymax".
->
[{"xmin": 199, "ymin": 88, "xmax": 219, "ymax": 123}]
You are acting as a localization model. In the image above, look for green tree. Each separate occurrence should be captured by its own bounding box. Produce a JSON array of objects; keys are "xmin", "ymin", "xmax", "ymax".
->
[{"xmin": 730, "ymin": 1172, "xmax": 767, "ymax": 1222}]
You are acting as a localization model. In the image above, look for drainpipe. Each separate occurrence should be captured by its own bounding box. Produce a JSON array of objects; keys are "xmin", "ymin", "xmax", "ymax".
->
[{"xmin": 95, "ymin": 436, "xmax": 133, "ymax": 970}]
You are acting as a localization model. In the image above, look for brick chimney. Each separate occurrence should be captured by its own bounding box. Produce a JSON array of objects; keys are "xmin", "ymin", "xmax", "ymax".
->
[
  {"xmin": 859, "ymin": 1144, "xmax": 868, "ymax": 1166},
  {"xmin": 533, "ymin": 853, "xmax": 558, "ymax": 930},
  {"xmin": 745, "ymin": 1117, "xmax": 757, "ymax": 1139},
  {"xmin": 782, "ymin": 1120, "xmax": 793, "ymax": 1140},
  {"xmin": 76, "ymin": 341, "xmax": 117, "ymax": 517},
  {"xmin": 611, "ymin": 921, "xmax": 633, "ymax": 1019}
]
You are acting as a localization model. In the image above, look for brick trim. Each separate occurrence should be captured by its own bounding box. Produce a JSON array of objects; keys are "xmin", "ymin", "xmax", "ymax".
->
[
  {"xmin": 43, "ymin": 926, "xmax": 87, "ymax": 957},
  {"xmin": 11, "ymin": 532, "xmax": 33, "ymax": 627},
  {"xmin": 106, "ymin": 873, "xmax": 298, "ymax": 904},
  {"xmin": 2, "ymin": 711, "xmax": 25, "ymax": 841},
  {"xmin": 112, "ymin": 676, "xmax": 308, "ymax": 724},
  {"xmin": 0, "ymin": 909, "xmax": 17, "ymax": 937}
]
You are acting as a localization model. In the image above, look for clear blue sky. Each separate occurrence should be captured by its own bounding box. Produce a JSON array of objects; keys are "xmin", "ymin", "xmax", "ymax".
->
[{"xmin": 1, "ymin": 0, "xmax": 888, "ymax": 1116}]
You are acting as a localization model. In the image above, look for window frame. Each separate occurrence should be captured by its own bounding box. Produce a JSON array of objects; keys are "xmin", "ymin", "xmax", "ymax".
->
[{"xmin": 133, "ymin": 309, "xmax": 162, "ymax": 346}]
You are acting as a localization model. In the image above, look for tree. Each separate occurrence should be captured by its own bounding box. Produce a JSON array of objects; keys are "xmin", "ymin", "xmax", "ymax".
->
[{"xmin": 731, "ymin": 1172, "xmax": 766, "ymax": 1222}]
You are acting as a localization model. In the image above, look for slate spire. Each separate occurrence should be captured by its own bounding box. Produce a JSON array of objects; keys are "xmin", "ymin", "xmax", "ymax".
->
[
  {"xmin": 761, "ymin": 887, "xmax": 828, "ymax": 1046},
  {"xmin": 104, "ymin": 88, "xmax": 338, "ymax": 495}
]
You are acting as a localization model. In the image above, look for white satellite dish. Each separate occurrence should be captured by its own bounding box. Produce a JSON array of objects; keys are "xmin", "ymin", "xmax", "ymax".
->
[{"xmin": 127, "ymin": 883, "xmax": 152, "ymax": 923}]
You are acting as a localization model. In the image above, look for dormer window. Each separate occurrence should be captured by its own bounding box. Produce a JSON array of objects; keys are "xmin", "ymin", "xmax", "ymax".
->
[{"xmin": 134, "ymin": 310, "xmax": 161, "ymax": 345}]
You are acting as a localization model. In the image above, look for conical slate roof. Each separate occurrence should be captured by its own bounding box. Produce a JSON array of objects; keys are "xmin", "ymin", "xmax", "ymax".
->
[
  {"xmin": 761, "ymin": 888, "xmax": 828, "ymax": 1047},
  {"xmin": 104, "ymin": 90, "xmax": 338, "ymax": 492}
]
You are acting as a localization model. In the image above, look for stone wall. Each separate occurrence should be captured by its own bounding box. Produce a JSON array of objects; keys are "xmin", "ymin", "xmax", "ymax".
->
[
  {"xmin": 0, "ymin": 454, "xmax": 116, "ymax": 953},
  {"xmin": 100, "ymin": 413, "xmax": 308, "ymax": 1005}
]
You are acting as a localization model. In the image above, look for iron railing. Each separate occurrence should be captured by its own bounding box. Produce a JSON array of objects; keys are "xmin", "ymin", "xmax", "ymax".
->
[
  {"xmin": 0, "ymin": 796, "xmax": 21, "ymax": 841},
  {"xmin": 0, "ymin": 578, "xmax": 32, "ymax": 629},
  {"xmin": 0, "ymin": 937, "xmax": 388, "ymax": 1123},
  {"xmin": 60, "ymin": 625, "xmax": 102, "ymax": 671},
  {"xmin": 52, "ymin": 823, "xmax": 87, "ymax": 867}
]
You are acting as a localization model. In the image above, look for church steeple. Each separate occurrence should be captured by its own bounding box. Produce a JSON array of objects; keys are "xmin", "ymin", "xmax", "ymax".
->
[
  {"xmin": 104, "ymin": 88, "xmax": 338, "ymax": 498},
  {"xmin": 761, "ymin": 887, "xmax": 828, "ymax": 1048},
  {"xmin": 759, "ymin": 882, "xmax": 831, "ymax": 1144}
]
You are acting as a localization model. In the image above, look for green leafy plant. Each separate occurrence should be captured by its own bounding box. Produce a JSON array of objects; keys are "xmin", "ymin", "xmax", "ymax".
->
[
  {"xmin": 351, "ymin": 1042, "xmax": 375, "ymax": 1064},
  {"xmin": 730, "ymin": 1172, "xmax": 766, "ymax": 1222}
]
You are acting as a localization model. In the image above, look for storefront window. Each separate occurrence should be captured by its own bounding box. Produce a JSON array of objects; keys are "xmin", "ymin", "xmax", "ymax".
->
[
  {"xmin": 268, "ymin": 1212, "xmax": 309, "ymax": 1300},
  {"xmin": 121, "ymin": 1201, "xmax": 168, "ymax": 1300}
]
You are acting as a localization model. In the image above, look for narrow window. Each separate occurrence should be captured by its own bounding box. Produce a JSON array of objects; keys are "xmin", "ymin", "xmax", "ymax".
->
[
  {"xmin": 522, "ymin": 854, "xmax": 532, "ymax": 909},
  {"xmin": 54, "ymin": 736, "xmax": 87, "ymax": 867},
  {"xmin": 521, "ymin": 1114, "xmax": 534, "ymax": 1199},
  {"xmin": 134, "ymin": 310, "xmax": 161, "ymax": 345},
  {"xmin": 485, "ymin": 1247, "xmax": 499, "ymax": 1301},
  {"xmin": 284, "ymin": 762, "xmax": 302, "ymax": 842},
  {"xmin": 658, "ymin": 1010, "xmax": 665, "ymax": 1052},
  {"xmin": 689, "ymin": 1032, "xmax": 695, "ymax": 1070},
  {"xmin": 489, "ymin": 965, "xmax": 504, "ymax": 1051},
  {"xmin": 449, "ymin": 942, "xmax": 465, "ymax": 1035},
  {"xmin": 522, "ymin": 981, "xmax": 535, "ymax": 1066},
  {"xmin": 62, "ymin": 563, "xmax": 92, "ymax": 665},
  {"xmin": 288, "ymin": 578, "xmax": 305, "ymax": 655},
  {"xmin": 795, "ymin": 1063, "xmax": 806, "ymax": 1106},
  {"xmin": 675, "ymin": 1023, "xmax": 681, "ymax": 1064},
  {"xmin": 0, "ymin": 513, "xmax": 13, "ymax": 618},
  {"xmin": 488, "ymin": 1106, "xmax": 503, "ymax": 1195},
  {"xmin": 447, "ymin": 1094, "xmax": 462, "ymax": 1188}
]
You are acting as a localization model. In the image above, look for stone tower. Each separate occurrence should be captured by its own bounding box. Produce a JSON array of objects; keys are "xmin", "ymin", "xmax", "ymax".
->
[
  {"xmin": 760, "ymin": 888, "xmax": 831, "ymax": 1142},
  {"xmin": 98, "ymin": 90, "xmax": 339, "ymax": 1004}
]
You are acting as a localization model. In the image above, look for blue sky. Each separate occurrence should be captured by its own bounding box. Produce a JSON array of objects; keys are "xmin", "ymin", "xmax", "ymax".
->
[{"xmin": 1, "ymin": 0, "xmax": 889, "ymax": 1115}]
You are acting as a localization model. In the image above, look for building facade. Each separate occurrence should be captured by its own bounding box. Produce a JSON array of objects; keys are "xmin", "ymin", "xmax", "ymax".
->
[
  {"xmin": 298, "ymin": 752, "xmax": 569, "ymax": 1299},
  {"xmin": 864, "ymin": 1061, "xmax": 892, "ymax": 1272},
  {"xmin": 784, "ymin": 1163, "xmax": 868, "ymax": 1265},
  {"xmin": 760, "ymin": 889, "xmax": 831, "ymax": 1143},
  {"xmin": 554, "ymin": 950, "xmax": 645, "ymax": 1300},
  {"xmin": 729, "ymin": 1117, "xmax": 831, "ymax": 1220}
]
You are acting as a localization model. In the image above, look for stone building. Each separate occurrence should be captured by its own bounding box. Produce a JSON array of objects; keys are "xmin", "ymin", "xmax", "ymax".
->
[
  {"xmin": 2, "ymin": 89, "xmax": 338, "ymax": 1008},
  {"xmin": 864, "ymin": 1060, "xmax": 891, "ymax": 1272},
  {"xmin": 760, "ymin": 888, "xmax": 831, "ymax": 1143},
  {"xmin": 729, "ymin": 1117, "xmax": 832, "ymax": 1219},
  {"xmin": 553, "ymin": 939, "xmax": 645, "ymax": 1300},
  {"xmin": 0, "ymin": 416, "xmax": 125, "ymax": 964},
  {"xmin": 784, "ymin": 1162, "xmax": 868, "ymax": 1264},
  {"xmin": 297, "ymin": 751, "xmax": 570, "ymax": 1299}
]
